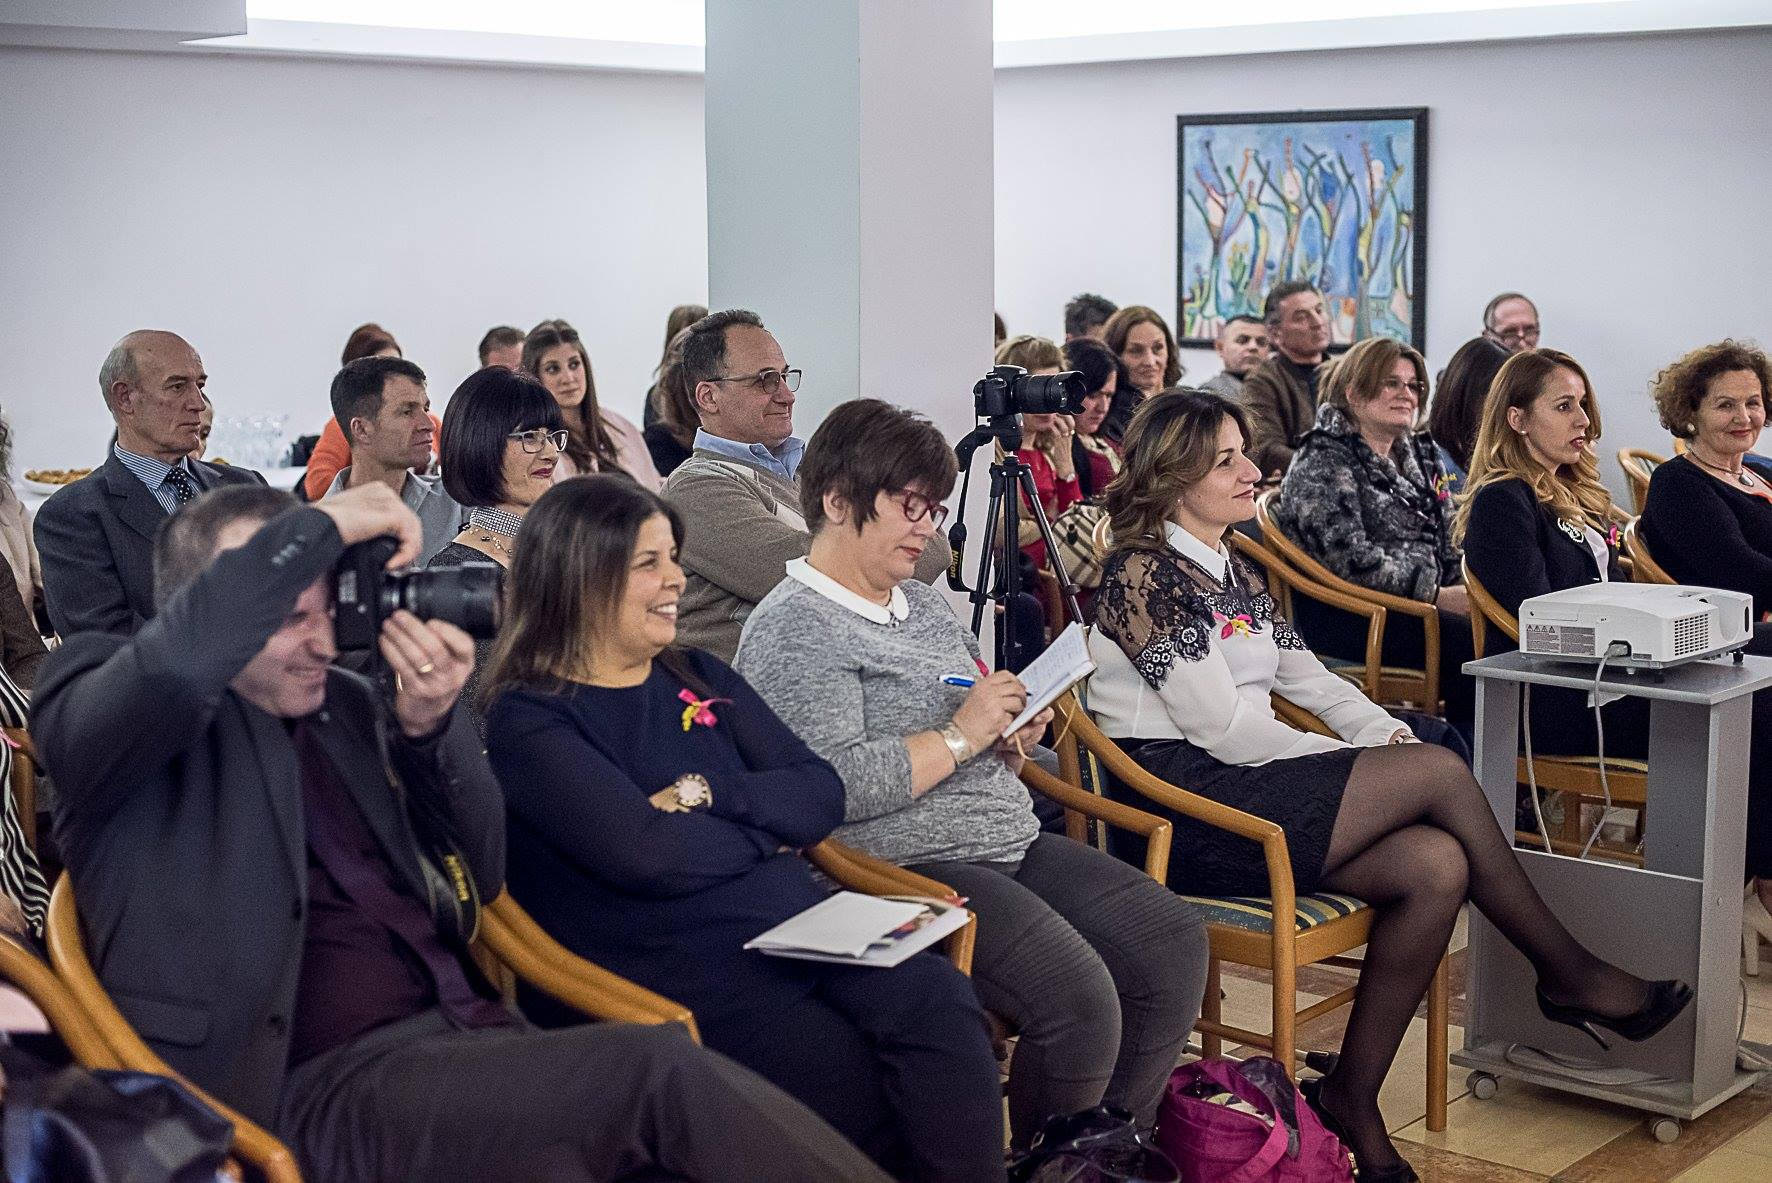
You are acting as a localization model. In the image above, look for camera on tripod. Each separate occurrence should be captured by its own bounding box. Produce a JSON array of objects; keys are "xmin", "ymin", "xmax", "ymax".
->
[{"xmin": 973, "ymin": 364, "xmax": 1088, "ymax": 421}]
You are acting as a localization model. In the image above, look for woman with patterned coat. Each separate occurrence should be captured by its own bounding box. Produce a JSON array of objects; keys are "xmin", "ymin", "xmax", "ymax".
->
[
  {"xmin": 1272, "ymin": 336, "xmax": 1472, "ymax": 730},
  {"xmin": 1087, "ymin": 389, "xmax": 1690, "ymax": 1183}
]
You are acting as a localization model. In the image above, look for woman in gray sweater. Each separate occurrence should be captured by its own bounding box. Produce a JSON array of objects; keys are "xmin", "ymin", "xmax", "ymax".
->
[{"xmin": 736, "ymin": 399, "xmax": 1207, "ymax": 1147}]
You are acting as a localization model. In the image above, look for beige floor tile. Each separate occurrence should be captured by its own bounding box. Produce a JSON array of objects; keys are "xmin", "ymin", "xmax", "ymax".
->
[
  {"xmin": 1376, "ymin": 1018, "xmax": 1464, "ymax": 1135},
  {"xmin": 1743, "ymin": 1005, "xmax": 1772, "ymax": 1045},
  {"xmin": 1723, "ymin": 1110, "xmax": 1772, "ymax": 1158},
  {"xmin": 1215, "ymin": 969, "xmax": 1323, "ymax": 1036},
  {"xmin": 1744, "ymin": 966, "xmax": 1772, "ymax": 1008},
  {"xmin": 1674, "ymin": 1147, "xmax": 1772, "ymax": 1181},
  {"xmin": 1393, "ymin": 1079, "xmax": 1641, "ymax": 1175}
]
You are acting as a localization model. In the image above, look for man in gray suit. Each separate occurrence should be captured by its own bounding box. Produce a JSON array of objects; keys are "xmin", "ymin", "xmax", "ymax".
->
[
  {"xmin": 34, "ymin": 481, "xmax": 885, "ymax": 1183},
  {"xmin": 36, "ymin": 329, "xmax": 265, "ymax": 637}
]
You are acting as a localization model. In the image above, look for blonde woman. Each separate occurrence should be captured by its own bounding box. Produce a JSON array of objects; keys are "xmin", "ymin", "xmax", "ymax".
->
[{"xmin": 1092, "ymin": 388, "xmax": 1687, "ymax": 1182}]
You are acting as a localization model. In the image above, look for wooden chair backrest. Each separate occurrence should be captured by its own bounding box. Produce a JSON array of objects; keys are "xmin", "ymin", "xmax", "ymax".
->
[
  {"xmin": 1616, "ymin": 448, "xmax": 1666, "ymax": 514},
  {"xmin": 45, "ymin": 876, "xmax": 304, "ymax": 1183},
  {"xmin": 1460, "ymin": 560, "xmax": 1518, "ymax": 659},
  {"xmin": 1621, "ymin": 517, "xmax": 1674, "ymax": 585}
]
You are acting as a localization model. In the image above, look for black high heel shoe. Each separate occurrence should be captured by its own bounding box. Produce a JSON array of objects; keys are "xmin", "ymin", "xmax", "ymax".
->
[
  {"xmin": 1534, "ymin": 978, "xmax": 1694, "ymax": 1051},
  {"xmin": 1298, "ymin": 1076, "xmax": 1419, "ymax": 1182}
]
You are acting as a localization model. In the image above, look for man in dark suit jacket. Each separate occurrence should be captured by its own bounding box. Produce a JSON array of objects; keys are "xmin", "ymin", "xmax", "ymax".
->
[
  {"xmin": 36, "ymin": 330, "xmax": 266, "ymax": 637},
  {"xmin": 32, "ymin": 481, "xmax": 884, "ymax": 1182}
]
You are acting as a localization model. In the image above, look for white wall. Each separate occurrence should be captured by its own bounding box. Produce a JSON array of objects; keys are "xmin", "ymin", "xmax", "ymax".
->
[
  {"xmin": 0, "ymin": 45, "xmax": 707, "ymax": 473},
  {"xmin": 994, "ymin": 27, "xmax": 1772, "ymax": 494}
]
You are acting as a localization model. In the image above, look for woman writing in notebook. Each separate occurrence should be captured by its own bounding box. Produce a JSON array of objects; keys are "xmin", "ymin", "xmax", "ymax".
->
[
  {"xmin": 735, "ymin": 398, "xmax": 1207, "ymax": 1150},
  {"xmin": 483, "ymin": 475, "xmax": 1004, "ymax": 1183},
  {"xmin": 1090, "ymin": 389, "xmax": 1691, "ymax": 1182}
]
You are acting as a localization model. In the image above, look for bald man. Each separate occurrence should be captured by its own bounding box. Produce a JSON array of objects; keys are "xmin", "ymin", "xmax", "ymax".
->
[{"xmin": 36, "ymin": 330, "xmax": 266, "ymax": 636}]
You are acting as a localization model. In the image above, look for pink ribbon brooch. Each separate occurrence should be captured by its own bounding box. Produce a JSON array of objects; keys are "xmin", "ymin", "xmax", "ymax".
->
[
  {"xmin": 1433, "ymin": 473, "xmax": 1454, "ymax": 502},
  {"xmin": 679, "ymin": 688, "xmax": 732, "ymax": 732},
  {"xmin": 1606, "ymin": 524, "xmax": 1622, "ymax": 548},
  {"xmin": 1213, "ymin": 611, "xmax": 1257, "ymax": 639}
]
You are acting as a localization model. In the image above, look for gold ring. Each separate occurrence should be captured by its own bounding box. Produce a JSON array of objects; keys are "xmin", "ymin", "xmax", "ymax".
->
[{"xmin": 417, "ymin": 662, "xmax": 436, "ymax": 676}]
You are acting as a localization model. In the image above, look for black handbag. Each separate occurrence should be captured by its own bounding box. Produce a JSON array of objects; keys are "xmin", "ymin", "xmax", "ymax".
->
[
  {"xmin": 1007, "ymin": 1105, "xmax": 1181, "ymax": 1183},
  {"xmin": 0, "ymin": 1044, "xmax": 232, "ymax": 1182}
]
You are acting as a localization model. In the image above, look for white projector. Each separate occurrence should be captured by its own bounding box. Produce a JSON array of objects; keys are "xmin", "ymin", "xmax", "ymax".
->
[{"xmin": 1519, "ymin": 584, "xmax": 1753, "ymax": 669}]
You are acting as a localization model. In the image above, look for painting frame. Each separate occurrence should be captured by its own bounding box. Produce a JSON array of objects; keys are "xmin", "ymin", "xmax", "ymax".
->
[{"xmin": 1176, "ymin": 106, "xmax": 1428, "ymax": 351}]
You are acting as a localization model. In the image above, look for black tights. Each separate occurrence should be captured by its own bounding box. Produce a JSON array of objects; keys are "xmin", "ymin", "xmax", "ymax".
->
[{"xmin": 1311, "ymin": 743, "xmax": 1652, "ymax": 1171}]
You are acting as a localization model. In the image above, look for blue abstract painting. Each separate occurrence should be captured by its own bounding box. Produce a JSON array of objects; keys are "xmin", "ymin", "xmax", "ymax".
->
[{"xmin": 1177, "ymin": 108, "xmax": 1428, "ymax": 348}]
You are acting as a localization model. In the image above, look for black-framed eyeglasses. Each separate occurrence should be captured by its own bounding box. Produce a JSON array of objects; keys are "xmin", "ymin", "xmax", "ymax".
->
[
  {"xmin": 708, "ymin": 367, "xmax": 803, "ymax": 395},
  {"xmin": 894, "ymin": 490, "xmax": 950, "ymax": 529},
  {"xmin": 1380, "ymin": 377, "xmax": 1427, "ymax": 396},
  {"xmin": 507, "ymin": 428, "xmax": 569, "ymax": 454}
]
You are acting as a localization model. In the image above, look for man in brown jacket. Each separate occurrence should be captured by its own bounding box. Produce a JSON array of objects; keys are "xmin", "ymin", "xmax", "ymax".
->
[
  {"xmin": 664, "ymin": 310, "xmax": 949, "ymax": 661},
  {"xmin": 1242, "ymin": 281, "xmax": 1331, "ymax": 479}
]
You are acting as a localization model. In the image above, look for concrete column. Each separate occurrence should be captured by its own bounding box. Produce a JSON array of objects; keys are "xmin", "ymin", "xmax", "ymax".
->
[{"xmin": 704, "ymin": 0, "xmax": 994, "ymax": 448}]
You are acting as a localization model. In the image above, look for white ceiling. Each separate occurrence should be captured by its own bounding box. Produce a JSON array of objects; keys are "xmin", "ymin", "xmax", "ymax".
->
[{"xmin": 169, "ymin": 0, "xmax": 1772, "ymax": 70}]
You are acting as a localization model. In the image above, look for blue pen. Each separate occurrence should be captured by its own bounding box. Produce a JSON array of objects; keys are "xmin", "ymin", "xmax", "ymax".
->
[{"xmin": 941, "ymin": 675, "xmax": 976, "ymax": 687}]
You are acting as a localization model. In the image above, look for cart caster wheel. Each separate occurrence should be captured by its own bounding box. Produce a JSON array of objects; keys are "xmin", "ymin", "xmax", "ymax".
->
[
  {"xmin": 1467, "ymin": 1071, "xmax": 1499, "ymax": 1100},
  {"xmin": 1651, "ymin": 1118, "xmax": 1681, "ymax": 1144}
]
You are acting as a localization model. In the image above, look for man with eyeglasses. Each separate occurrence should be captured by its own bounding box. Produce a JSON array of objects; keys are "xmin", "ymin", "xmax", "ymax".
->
[
  {"xmin": 1481, "ymin": 292, "xmax": 1542, "ymax": 353},
  {"xmin": 320, "ymin": 357, "xmax": 463, "ymax": 566},
  {"xmin": 663, "ymin": 309, "xmax": 950, "ymax": 661}
]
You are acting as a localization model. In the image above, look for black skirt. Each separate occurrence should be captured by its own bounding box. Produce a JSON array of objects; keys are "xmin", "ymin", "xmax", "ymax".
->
[{"xmin": 1105, "ymin": 740, "xmax": 1361, "ymax": 897}]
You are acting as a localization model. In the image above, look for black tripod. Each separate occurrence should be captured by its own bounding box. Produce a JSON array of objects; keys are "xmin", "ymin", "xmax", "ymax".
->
[{"xmin": 947, "ymin": 415, "xmax": 1083, "ymax": 672}]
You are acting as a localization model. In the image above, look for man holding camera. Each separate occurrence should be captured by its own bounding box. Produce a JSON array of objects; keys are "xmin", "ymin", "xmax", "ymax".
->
[{"xmin": 33, "ymin": 482, "xmax": 886, "ymax": 1182}]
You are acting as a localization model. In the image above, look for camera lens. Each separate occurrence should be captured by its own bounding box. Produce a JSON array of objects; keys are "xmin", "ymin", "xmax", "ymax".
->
[
  {"xmin": 395, "ymin": 563, "xmax": 505, "ymax": 639},
  {"xmin": 1016, "ymin": 371, "xmax": 1088, "ymax": 415}
]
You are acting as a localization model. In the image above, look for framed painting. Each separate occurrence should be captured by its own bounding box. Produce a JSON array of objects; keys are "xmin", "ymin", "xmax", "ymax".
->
[{"xmin": 1177, "ymin": 107, "xmax": 1427, "ymax": 350}]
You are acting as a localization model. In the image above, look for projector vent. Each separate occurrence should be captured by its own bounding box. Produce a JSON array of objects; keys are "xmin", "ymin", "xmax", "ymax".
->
[{"xmin": 1673, "ymin": 612, "xmax": 1710, "ymax": 656}]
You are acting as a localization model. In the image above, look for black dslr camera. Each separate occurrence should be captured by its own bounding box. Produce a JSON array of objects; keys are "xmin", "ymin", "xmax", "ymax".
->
[
  {"xmin": 972, "ymin": 364, "xmax": 1087, "ymax": 420},
  {"xmin": 333, "ymin": 536, "xmax": 504, "ymax": 651}
]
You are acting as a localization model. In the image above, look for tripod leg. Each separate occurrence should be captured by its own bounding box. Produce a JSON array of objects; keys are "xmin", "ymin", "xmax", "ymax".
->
[{"xmin": 1013, "ymin": 465, "xmax": 1086, "ymax": 628}]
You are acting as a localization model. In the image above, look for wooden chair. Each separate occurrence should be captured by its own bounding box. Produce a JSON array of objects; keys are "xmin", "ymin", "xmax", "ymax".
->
[
  {"xmin": 1047, "ymin": 692, "xmax": 1450, "ymax": 1133},
  {"xmin": 1255, "ymin": 491, "xmax": 1443, "ymax": 713},
  {"xmin": 5, "ymin": 725, "xmax": 38, "ymax": 852},
  {"xmin": 45, "ymin": 872, "xmax": 734, "ymax": 1183},
  {"xmin": 1621, "ymin": 517, "xmax": 1674, "ymax": 585},
  {"xmin": 1617, "ymin": 448, "xmax": 1667, "ymax": 515},
  {"xmin": 1462, "ymin": 563, "xmax": 1649, "ymax": 862},
  {"xmin": 45, "ymin": 878, "xmax": 305, "ymax": 1183},
  {"xmin": 805, "ymin": 839, "xmax": 977, "ymax": 973}
]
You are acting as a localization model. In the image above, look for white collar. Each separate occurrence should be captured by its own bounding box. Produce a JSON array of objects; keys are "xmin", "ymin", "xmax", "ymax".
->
[
  {"xmin": 784, "ymin": 557, "xmax": 909, "ymax": 625},
  {"xmin": 1164, "ymin": 520, "xmax": 1230, "ymax": 582}
]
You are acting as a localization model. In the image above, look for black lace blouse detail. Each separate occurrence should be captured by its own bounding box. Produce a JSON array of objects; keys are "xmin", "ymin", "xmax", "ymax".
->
[{"xmin": 1096, "ymin": 544, "xmax": 1305, "ymax": 690}]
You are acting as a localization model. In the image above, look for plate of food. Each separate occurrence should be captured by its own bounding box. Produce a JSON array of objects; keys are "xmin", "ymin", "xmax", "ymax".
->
[{"xmin": 22, "ymin": 468, "xmax": 94, "ymax": 496}]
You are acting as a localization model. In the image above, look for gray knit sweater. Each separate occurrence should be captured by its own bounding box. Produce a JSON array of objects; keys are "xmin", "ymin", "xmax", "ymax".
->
[{"xmin": 735, "ymin": 577, "xmax": 1039, "ymax": 866}]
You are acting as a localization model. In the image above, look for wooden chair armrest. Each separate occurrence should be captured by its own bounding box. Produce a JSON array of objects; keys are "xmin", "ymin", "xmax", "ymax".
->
[
  {"xmin": 0, "ymin": 931, "xmax": 121, "ymax": 1069},
  {"xmin": 1020, "ymin": 762, "xmax": 1172, "ymax": 882},
  {"xmin": 1271, "ymin": 695, "xmax": 1335, "ymax": 737},
  {"xmin": 480, "ymin": 893, "xmax": 700, "ymax": 1041},
  {"xmin": 45, "ymin": 882, "xmax": 303, "ymax": 1183},
  {"xmin": 805, "ymin": 840, "xmax": 975, "ymax": 974},
  {"xmin": 1265, "ymin": 571, "xmax": 1389, "ymax": 699}
]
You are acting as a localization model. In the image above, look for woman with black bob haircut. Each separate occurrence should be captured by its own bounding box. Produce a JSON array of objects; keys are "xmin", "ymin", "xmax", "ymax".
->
[
  {"xmin": 1090, "ymin": 388, "xmax": 1688, "ymax": 1182},
  {"xmin": 736, "ymin": 398, "xmax": 1206, "ymax": 1150},
  {"xmin": 482, "ymin": 475, "xmax": 1006, "ymax": 1183},
  {"xmin": 429, "ymin": 366, "xmax": 566, "ymax": 728}
]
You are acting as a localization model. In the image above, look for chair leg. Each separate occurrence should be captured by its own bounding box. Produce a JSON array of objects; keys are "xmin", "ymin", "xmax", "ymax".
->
[
  {"xmin": 1201, "ymin": 958, "xmax": 1223, "ymax": 1059},
  {"xmin": 1426, "ymin": 955, "xmax": 1449, "ymax": 1133},
  {"xmin": 1274, "ymin": 943, "xmax": 1297, "ymax": 1079}
]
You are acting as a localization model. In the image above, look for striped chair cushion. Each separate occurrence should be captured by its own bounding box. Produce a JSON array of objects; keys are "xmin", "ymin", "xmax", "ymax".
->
[{"xmin": 1182, "ymin": 892, "xmax": 1368, "ymax": 934}]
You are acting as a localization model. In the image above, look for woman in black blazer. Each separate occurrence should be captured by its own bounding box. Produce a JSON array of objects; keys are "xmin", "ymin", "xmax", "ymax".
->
[
  {"xmin": 1640, "ymin": 341, "xmax": 1772, "ymax": 616},
  {"xmin": 1458, "ymin": 348, "xmax": 1772, "ymax": 913}
]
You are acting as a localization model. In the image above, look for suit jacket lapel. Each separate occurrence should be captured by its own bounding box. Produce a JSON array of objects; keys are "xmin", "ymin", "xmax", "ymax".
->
[
  {"xmin": 235, "ymin": 700, "xmax": 306, "ymax": 888},
  {"xmin": 101, "ymin": 456, "xmax": 170, "ymax": 545}
]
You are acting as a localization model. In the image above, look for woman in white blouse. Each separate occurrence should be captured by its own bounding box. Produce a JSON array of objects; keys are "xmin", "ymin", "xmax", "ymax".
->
[{"xmin": 1089, "ymin": 389, "xmax": 1689, "ymax": 1182}]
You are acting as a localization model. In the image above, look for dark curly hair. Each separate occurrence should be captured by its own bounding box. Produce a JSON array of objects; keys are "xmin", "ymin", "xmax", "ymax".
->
[{"xmin": 1651, "ymin": 339, "xmax": 1772, "ymax": 439}]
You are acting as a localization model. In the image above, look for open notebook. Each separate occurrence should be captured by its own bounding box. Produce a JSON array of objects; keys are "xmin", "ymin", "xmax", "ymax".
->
[
  {"xmin": 1002, "ymin": 621, "xmax": 1095, "ymax": 736},
  {"xmin": 745, "ymin": 892, "xmax": 969, "ymax": 968}
]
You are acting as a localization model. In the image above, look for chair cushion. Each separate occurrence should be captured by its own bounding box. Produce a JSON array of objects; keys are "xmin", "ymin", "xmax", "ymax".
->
[{"xmin": 1181, "ymin": 892, "xmax": 1369, "ymax": 933}]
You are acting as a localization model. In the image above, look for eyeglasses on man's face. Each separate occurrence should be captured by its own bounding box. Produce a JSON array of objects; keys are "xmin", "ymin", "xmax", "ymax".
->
[
  {"xmin": 1487, "ymin": 324, "xmax": 1541, "ymax": 347},
  {"xmin": 707, "ymin": 367, "xmax": 803, "ymax": 395},
  {"xmin": 892, "ymin": 490, "xmax": 950, "ymax": 529},
  {"xmin": 507, "ymin": 428, "xmax": 569, "ymax": 454}
]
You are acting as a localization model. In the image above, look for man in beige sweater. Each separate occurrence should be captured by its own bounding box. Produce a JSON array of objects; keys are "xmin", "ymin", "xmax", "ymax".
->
[{"xmin": 664, "ymin": 310, "xmax": 950, "ymax": 661}]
